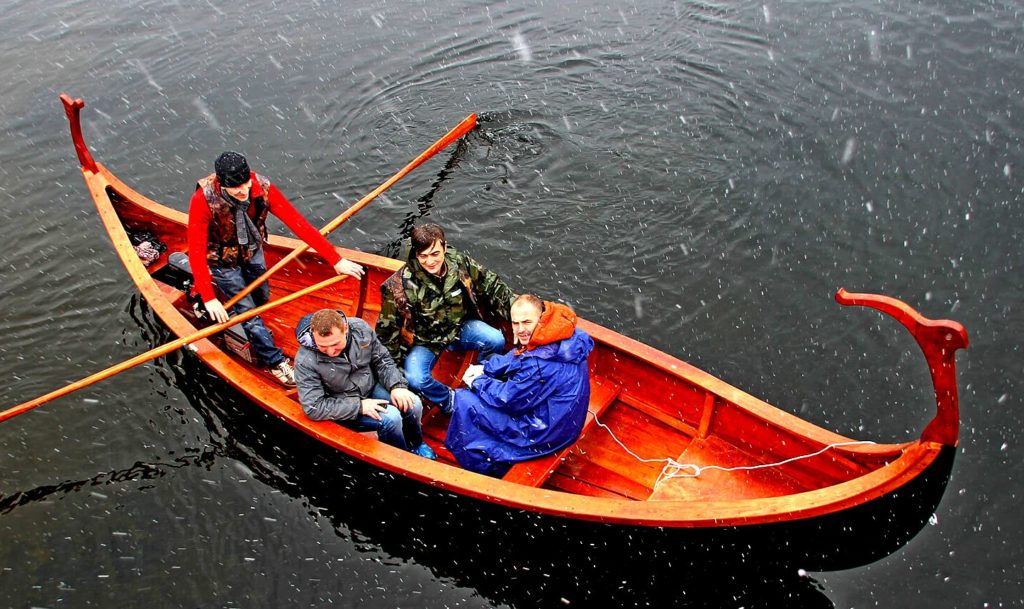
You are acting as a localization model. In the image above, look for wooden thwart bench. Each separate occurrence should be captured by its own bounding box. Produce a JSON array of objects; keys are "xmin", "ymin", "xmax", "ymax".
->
[{"xmin": 501, "ymin": 375, "xmax": 622, "ymax": 487}]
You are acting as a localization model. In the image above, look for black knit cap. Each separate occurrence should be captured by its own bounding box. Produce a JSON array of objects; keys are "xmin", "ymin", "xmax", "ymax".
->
[{"xmin": 215, "ymin": 151, "xmax": 251, "ymax": 187}]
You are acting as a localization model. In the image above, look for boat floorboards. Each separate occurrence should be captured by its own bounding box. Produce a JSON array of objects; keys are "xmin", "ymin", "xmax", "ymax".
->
[
  {"xmin": 647, "ymin": 435, "xmax": 807, "ymax": 502},
  {"xmin": 544, "ymin": 402, "xmax": 695, "ymax": 499},
  {"xmin": 545, "ymin": 469, "xmax": 631, "ymax": 499}
]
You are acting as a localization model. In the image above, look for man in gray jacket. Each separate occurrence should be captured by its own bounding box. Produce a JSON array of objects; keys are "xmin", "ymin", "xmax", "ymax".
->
[{"xmin": 294, "ymin": 309, "xmax": 435, "ymax": 459}]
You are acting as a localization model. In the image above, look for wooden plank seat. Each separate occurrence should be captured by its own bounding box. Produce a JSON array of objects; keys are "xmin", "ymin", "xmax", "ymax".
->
[{"xmin": 501, "ymin": 375, "xmax": 622, "ymax": 487}]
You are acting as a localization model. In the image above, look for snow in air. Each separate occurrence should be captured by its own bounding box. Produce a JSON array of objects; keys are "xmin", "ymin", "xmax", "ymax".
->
[{"xmin": 512, "ymin": 31, "xmax": 532, "ymax": 63}]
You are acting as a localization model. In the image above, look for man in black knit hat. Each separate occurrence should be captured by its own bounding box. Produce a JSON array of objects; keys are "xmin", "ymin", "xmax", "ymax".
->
[{"xmin": 187, "ymin": 151, "xmax": 363, "ymax": 386}]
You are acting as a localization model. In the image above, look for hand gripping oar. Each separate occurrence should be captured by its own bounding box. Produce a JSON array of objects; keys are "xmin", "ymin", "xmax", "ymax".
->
[
  {"xmin": 223, "ymin": 113, "xmax": 477, "ymax": 309},
  {"xmin": 0, "ymin": 274, "xmax": 350, "ymax": 424}
]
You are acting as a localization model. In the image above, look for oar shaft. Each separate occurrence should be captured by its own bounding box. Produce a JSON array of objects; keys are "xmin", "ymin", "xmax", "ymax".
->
[
  {"xmin": 1, "ymin": 274, "xmax": 348, "ymax": 423},
  {"xmin": 224, "ymin": 113, "xmax": 477, "ymax": 309}
]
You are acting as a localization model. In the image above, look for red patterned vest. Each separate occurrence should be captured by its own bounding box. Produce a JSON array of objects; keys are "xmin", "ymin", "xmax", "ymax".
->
[{"xmin": 196, "ymin": 172, "xmax": 272, "ymax": 267}]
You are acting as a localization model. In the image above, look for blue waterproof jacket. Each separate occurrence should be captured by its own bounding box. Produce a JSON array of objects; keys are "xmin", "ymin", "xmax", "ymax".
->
[{"xmin": 446, "ymin": 302, "xmax": 594, "ymax": 476}]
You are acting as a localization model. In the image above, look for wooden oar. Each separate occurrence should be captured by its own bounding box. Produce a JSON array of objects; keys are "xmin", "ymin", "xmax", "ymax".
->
[
  {"xmin": 0, "ymin": 274, "xmax": 350, "ymax": 424},
  {"xmin": 224, "ymin": 113, "xmax": 477, "ymax": 309}
]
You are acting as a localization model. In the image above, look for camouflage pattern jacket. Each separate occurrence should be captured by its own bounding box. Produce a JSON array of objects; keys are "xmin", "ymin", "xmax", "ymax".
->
[{"xmin": 376, "ymin": 246, "xmax": 514, "ymax": 365}]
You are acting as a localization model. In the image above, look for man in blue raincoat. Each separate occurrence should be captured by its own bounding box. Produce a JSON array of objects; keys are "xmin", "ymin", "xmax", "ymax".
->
[{"xmin": 445, "ymin": 294, "xmax": 594, "ymax": 476}]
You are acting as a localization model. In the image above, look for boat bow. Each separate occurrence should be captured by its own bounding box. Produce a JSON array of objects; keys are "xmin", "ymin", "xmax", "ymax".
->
[
  {"xmin": 836, "ymin": 288, "xmax": 969, "ymax": 446},
  {"xmin": 61, "ymin": 94, "xmax": 97, "ymax": 174}
]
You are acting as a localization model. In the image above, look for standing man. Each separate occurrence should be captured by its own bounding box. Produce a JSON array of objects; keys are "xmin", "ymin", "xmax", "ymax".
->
[
  {"xmin": 376, "ymin": 223, "xmax": 514, "ymax": 412},
  {"xmin": 445, "ymin": 294, "xmax": 594, "ymax": 477},
  {"xmin": 294, "ymin": 309, "xmax": 434, "ymax": 459},
  {"xmin": 187, "ymin": 151, "xmax": 364, "ymax": 386}
]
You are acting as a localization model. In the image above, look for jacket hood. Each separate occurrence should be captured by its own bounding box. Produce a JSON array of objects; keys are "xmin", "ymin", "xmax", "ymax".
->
[
  {"xmin": 518, "ymin": 301, "xmax": 592, "ymax": 364},
  {"xmin": 295, "ymin": 313, "xmax": 316, "ymax": 349},
  {"xmin": 525, "ymin": 301, "xmax": 576, "ymax": 350},
  {"xmin": 295, "ymin": 310, "xmax": 348, "ymax": 351}
]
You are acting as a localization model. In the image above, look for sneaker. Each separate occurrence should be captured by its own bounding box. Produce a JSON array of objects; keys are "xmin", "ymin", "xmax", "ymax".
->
[
  {"xmin": 410, "ymin": 442, "xmax": 436, "ymax": 460},
  {"xmin": 269, "ymin": 359, "xmax": 296, "ymax": 387}
]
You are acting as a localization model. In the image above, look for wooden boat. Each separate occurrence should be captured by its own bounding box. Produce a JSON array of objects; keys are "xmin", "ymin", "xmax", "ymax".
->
[{"xmin": 59, "ymin": 94, "xmax": 968, "ymax": 565}]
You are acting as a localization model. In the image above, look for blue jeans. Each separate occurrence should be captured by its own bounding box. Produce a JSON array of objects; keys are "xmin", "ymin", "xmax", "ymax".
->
[
  {"xmin": 210, "ymin": 249, "xmax": 283, "ymax": 367},
  {"xmin": 343, "ymin": 384, "xmax": 424, "ymax": 450},
  {"xmin": 405, "ymin": 320, "xmax": 506, "ymax": 408}
]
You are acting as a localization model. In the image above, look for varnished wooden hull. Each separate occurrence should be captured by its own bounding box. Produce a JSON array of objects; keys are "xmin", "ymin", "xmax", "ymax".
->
[
  {"xmin": 61, "ymin": 95, "xmax": 967, "ymax": 554},
  {"xmin": 159, "ymin": 352, "xmax": 957, "ymax": 579}
]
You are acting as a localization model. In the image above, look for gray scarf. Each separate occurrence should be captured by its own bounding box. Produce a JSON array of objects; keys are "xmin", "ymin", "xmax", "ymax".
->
[{"xmin": 221, "ymin": 190, "xmax": 261, "ymax": 255}]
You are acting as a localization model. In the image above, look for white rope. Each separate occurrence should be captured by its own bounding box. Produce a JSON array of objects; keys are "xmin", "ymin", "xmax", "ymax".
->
[{"xmin": 588, "ymin": 410, "xmax": 877, "ymax": 491}]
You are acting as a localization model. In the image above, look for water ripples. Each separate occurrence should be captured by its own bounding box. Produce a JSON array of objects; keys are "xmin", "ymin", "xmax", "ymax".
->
[{"xmin": 2, "ymin": 0, "xmax": 1021, "ymax": 606}]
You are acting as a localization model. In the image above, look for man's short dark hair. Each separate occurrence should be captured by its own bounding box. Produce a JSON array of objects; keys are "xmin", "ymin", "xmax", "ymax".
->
[{"xmin": 410, "ymin": 223, "xmax": 446, "ymax": 255}]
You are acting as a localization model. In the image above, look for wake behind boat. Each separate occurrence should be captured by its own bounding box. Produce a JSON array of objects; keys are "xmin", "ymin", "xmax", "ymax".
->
[{"xmin": 48, "ymin": 93, "xmax": 968, "ymax": 567}]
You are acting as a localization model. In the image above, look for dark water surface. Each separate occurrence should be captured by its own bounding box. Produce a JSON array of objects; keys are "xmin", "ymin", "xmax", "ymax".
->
[{"xmin": 1, "ymin": 0, "xmax": 1020, "ymax": 607}]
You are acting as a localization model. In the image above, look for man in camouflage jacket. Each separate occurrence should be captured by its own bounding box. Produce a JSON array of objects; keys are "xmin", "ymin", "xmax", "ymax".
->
[{"xmin": 376, "ymin": 223, "xmax": 514, "ymax": 411}]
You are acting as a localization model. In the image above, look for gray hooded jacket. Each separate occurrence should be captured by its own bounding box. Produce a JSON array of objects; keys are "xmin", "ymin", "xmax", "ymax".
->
[{"xmin": 294, "ymin": 313, "xmax": 408, "ymax": 421}]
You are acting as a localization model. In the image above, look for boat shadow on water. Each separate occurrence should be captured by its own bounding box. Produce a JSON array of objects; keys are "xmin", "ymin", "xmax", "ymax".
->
[{"xmin": 123, "ymin": 297, "xmax": 955, "ymax": 609}]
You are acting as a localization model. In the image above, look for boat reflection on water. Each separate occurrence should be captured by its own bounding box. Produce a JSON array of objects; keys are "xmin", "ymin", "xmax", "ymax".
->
[{"xmin": 138, "ymin": 298, "xmax": 954, "ymax": 609}]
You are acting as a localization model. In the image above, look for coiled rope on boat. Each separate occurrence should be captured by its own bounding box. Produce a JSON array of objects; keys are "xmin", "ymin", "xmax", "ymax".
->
[{"xmin": 588, "ymin": 411, "xmax": 877, "ymax": 490}]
